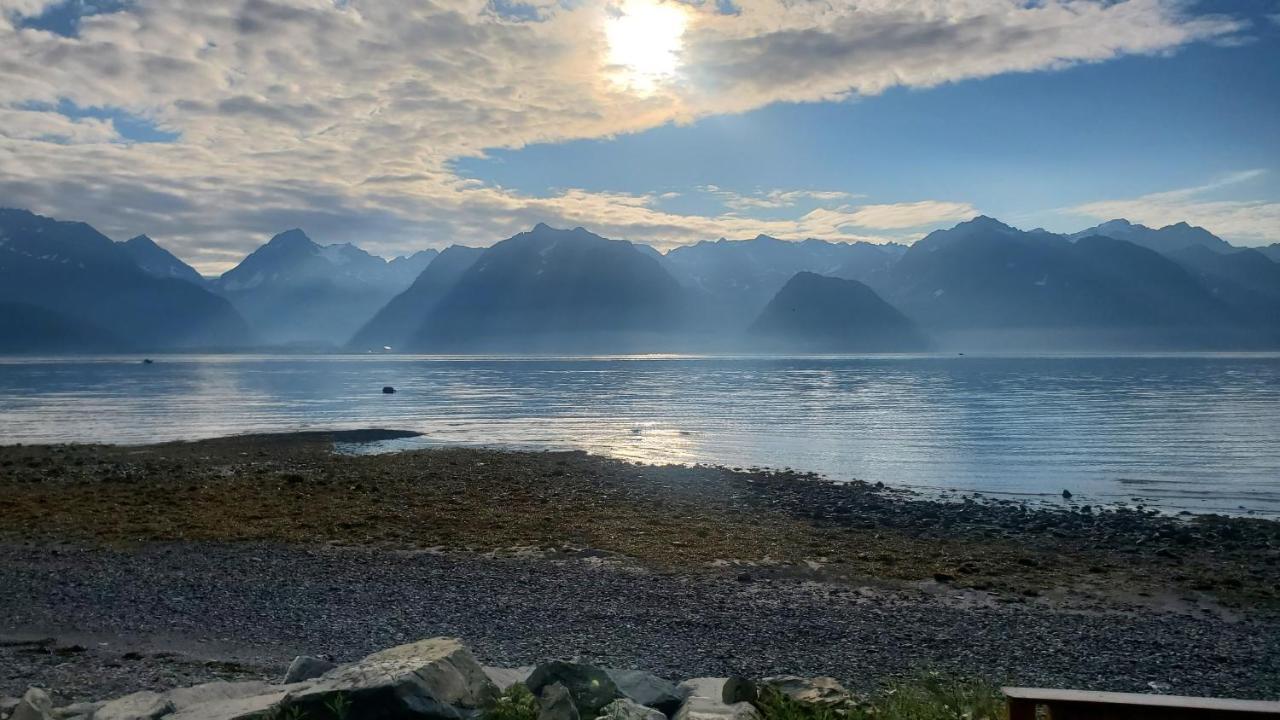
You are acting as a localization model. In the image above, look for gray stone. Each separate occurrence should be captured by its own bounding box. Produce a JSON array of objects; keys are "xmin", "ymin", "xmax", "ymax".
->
[
  {"xmin": 166, "ymin": 682, "xmax": 277, "ymax": 711},
  {"xmin": 51, "ymin": 703, "xmax": 103, "ymax": 720},
  {"xmin": 483, "ymin": 667, "xmax": 534, "ymax": 692},
  {"xmin": 2, "ymin": 697, "xmax": 23, "ymax": 720},
  {"xmin": 604, "ymin": 670, "xmax": 682, "ymax": 717},
  {"xmin": 283, "ymin": 656, "xmax": 337, "ymax": 684},
  {"xmin": 672, "ymin": 679, "xmax": 759, "ymax": 720},
  {"xmin": 93, "ymin": 692, "xmax": 174, "ymax": 720},
  {"xmin": 720, "ymin": 677, "xmax": 756, "ymax": 706},
  {"xmin": 10, "ymin": 689, "xmax": 54, "ymax": 720},
  {"xmin": 164, "ymin": 691, "xmax": 293, "ymax": 720},
  {"xmin": 594, "ymin": 698, "xmax": 665, "ymax": 720},
  {"xmin": 526, "ymin": 662, "xmax": 620, "ymax": 719},
  {"xmin": 287, "ymin": 637, "xmax": 498, "ymax": 719},
  {"xmin": 758, "ymin": 677, "xmax": 853, "ymax": 706},
  {"xmin": 538, "ymin": 683, "xmax": 579, "ymax": 720}
]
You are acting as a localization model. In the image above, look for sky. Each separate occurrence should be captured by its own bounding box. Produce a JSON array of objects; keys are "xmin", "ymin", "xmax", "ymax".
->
[{"xmin": 0, "ymin": 0, "xmax": 1277, "ymax": 273}]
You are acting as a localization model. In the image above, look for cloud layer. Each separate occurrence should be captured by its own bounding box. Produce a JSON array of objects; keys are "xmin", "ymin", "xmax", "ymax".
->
[{"xmin": 0, "ymin": 0, "xmax": 1246, "ymax": 271}]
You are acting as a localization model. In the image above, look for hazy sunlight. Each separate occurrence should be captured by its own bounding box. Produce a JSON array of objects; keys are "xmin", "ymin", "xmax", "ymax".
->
[{"xmin": 605, "ymin": 0, "xmax": 688, "ymax": 91}]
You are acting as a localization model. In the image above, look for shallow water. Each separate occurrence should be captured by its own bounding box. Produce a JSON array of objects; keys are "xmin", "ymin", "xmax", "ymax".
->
[{"xmin": 2, "ymin": 353, "xmax": 1278, "ymax": 516}]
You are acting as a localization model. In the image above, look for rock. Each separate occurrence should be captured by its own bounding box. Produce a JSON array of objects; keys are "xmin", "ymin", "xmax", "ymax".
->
[
  {"xmin": 1062, "ymin": 489, "xmax": 1073, "ymax": 500},
  {"xmin": 92, "ymin": 692, "xmax": 174, "ymax": 720},
  {"xmin": 538, "ymin": 683, "xmax": 579, "ymax": 720},
  {"xmin": 672, "ymin": 679, "xmax": 759, "ymax": 720},
  {"xmin": 10, "ymin": 690, "xmax": 54, "ymax": 720},
  {"xmin": 382, "ymin": 386, "xmax": 396, "ymax": 394},
  {"xmin": 51, "ymin": 703, "xmax": 103, "ymax": 720},
  {"xmin": 758, "ymin": 676, "xmax": 854, "ymax": 706},
  {"xmin": 166, "ymin": 682, "xmax": 277, "ymax": 710},
  {"xmin": 594, "ymin": 698, "xmax": 665, "ymax": 720},
  {"xmin": 484, "ymin": 667, "xmax": 535, "ymax": 692},
  {"xmin": 526, "ymin": 662, "xmax": 620, "ymax": 718},
  {"xmin": 283, "ymin": 656, "xmax": 337, "ymax": 684},
  {"xmin": 604, "ymin": 670, "xmax": 683, "ymax": 716},
  {"xmin": 165, "ymin": 691, "xmax": 294, "ymax": 720},
  {"xmin": 720, "ymin": 677, "xmax": 756, "ymax": 705},
  {"xmin": 288, "ymin": 637, "xmax": 498, "ymax": 719}
]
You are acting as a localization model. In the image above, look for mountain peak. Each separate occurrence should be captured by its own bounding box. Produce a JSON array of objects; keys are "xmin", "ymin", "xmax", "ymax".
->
[{"xmin": 265, "ymin": 228, "xmax": 315, "ymax": 249}]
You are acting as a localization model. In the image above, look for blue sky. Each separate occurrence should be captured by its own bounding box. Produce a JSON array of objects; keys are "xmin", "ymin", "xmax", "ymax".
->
[
  {"xmin": 456, "ymin": 0, "xmax": 1280, "ymax": 237},
  {"xmin": 1, "ymin": 0, "xmax": 1277, "ymax": 271}
]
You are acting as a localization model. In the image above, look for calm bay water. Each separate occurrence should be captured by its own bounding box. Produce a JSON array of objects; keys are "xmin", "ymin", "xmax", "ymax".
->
[{"xmin": 1, "ymin": 354, "xmax": 1278, "ymax": 516}]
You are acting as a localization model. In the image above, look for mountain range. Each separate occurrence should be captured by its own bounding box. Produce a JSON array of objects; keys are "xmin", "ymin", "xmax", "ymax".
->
[{"xmin": 2, "ymin": 207, "xmax": 1277, "ymax": 353}]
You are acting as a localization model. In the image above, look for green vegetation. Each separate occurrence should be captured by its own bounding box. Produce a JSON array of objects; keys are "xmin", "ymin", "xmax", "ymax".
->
[{"xmin": 486, "ymin": 684, "xmax": 541, "ymax": 720}]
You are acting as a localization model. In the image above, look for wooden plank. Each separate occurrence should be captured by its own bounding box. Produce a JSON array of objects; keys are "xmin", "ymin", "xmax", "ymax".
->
[{"xmin": 1002, "ymin": 688, "xmax": 1280, "ymax": 719}]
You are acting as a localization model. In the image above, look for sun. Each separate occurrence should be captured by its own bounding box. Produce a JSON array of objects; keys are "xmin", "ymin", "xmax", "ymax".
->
[{"xmin": 604, "ymin": 0, "xmax": 689, "ymax": 91}]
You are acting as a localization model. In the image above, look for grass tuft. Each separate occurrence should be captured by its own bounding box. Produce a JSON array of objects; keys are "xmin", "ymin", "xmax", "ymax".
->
[{"xmin": 485, "ymin": 684, "xmax": 540, "ymax": 720}]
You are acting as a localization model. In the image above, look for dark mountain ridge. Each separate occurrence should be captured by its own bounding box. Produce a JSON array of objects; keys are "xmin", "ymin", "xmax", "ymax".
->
[
  {"xmin": 749, "ymin": 272, "xmax": 929, "ymax": 352},
  {"xmin": 0, "ymin": 208, "xmax": 251, "ymax": 351}
]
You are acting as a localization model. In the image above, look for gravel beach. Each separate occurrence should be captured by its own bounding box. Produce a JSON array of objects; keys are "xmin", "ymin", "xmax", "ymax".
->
[{"xmin": 2, "ymin": 431, "xmax": 1278, "ymax": 703}]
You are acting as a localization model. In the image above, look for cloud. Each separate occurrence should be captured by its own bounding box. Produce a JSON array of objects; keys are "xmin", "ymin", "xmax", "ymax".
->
[
  {"xmin": 1070, "ymin": 170, "xmax": 1280, "ymax": 246},
  {"xmin": 698, "ymin": 186, "xmax": 864, "ymax": 210},
  {"xmin": 0, "ymin": 0, "xmax": 1248, "ymax": 271}
]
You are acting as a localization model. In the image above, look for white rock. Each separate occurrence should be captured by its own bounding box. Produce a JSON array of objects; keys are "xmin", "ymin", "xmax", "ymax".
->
[
  {"xmin": 92, "ymin": 692, "xmax": 174, "ymax": 720},
  {"xmin": 673, "ymin": 679, "xmax": 760, "ymax": 720}
]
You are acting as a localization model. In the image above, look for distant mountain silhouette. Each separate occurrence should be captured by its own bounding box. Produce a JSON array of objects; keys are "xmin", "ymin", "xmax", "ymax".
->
[
  {"xmin": 1070, "ymin": 219, "xmax": 1233, "ymax": 255},
  {"xmin": 1167, "ymin": 245, "xmax": 1280, "ymax": 328},
  {"xmin": 347, "ymin": 244, "xmax": 484, "ymax": 351},
  {"xmin": 213, "ymin": 230, "xmax": 437, "ymax": 347},
  {"xmin": 0, "ymin": 302, "xmax": 125, "ymax": 353},
  {"xmin": 749, "ymin": 272, "xmax": 929, "ymax": 352},
  {"xmin": 0, "ymin": 208, "xmax": 251, "ymax": 351},
  {"xmin": 408, "ymin": 224, "xmax": 687, "ymax": 352},
  {"xmin": 1260, "ymin": 244, "xmax": 1280, "ymax": 263},
  {"xmin": 664, "ymin": 235, "xmax": 904, "ymax": 329},
  {"xmin": 120, "ymin": 235, "xmax": 207, "ymax": 285},
  {"xmin": 880, "ymin": 216, "xmax": 1259, "ymax": 349}
]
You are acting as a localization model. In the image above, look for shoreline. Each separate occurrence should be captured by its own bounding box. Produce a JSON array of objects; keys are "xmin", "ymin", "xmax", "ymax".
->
[{"xmin": 3, "ymin": 430, "xmax": 1279, "ymax": 700}]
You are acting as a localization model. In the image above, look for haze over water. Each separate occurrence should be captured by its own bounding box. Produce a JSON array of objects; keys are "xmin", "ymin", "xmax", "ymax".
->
[{"xmin": 2, "ymin": 353, "xmax": 1278, "ymax": 517}]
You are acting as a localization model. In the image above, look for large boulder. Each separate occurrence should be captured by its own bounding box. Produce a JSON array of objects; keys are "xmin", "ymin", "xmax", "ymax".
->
[
  {"xmin": 758, "ymin": 677, "xmax": 854, "ymax": 706},
  {"xmin": 51, "ymin": 702, "xmax": 103, "ymax": 720},
  {"xmin": 10, "ymin": 689, "xmax": 54, "ymax": 720},
  {"xmin": 92, "ymin": 692, "xmax": 174, "ymax": 720},
  {"xmin": 537, "ymin": 683, "xmax": 579, "ymax": 720},
  {"xmin": 164, "ymin": 691, "xmax": 294, "ymax": 720},
  {"xmin": 287, "ymin": 637, "xmax": 498, "ymax": 719},
  {"xmin": 594, "ymin": 699, "xmax": 665, "ymax": 720},
  {"xmin": 526, "ymin": 662, "xmax": 620, "ymax": 718},
  {"xmin": 166, "ymin": 682, "xmax": 278, "ymax": 711},
  {"xmin": 283, "ymin": 656, "xmax": 337, "ymax": 684},
  {"xmin": 672, "ymin": 679, "xmax": 759, "ymax": 720},
  {"xmin": 603, "ymin": 671, "xmax": 683, "ymax": 716}
]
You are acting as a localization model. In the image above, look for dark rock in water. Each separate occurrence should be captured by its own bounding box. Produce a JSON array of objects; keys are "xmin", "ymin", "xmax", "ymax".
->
[
  {"xmin": 538, "ymin": 683, "xmax": 579, "ymax": 720},
  {"xmin": 142, "ymin": 359, "xmax": 154, "ymax": 364},
  {"xmin": 282, "ymin": 655, "xmax": 336, "ymax": 683},
  {"xmin": 720, "ymin": 676, "xmax": 757, "ymax": 705},
  {"xmin": 527, "ymin": 662, "xmax": 620, "ymax": 718},
  {"xmin": 605, "ymin": 669, "xmax": 684, "ymax": 716},
  {"xmin": 1062, "ymin": 489, "xmax": 1073, "ymax": 500},
  {"xmin": 382, "ymin": 386, "xmax": 396, "ymax": 394}
]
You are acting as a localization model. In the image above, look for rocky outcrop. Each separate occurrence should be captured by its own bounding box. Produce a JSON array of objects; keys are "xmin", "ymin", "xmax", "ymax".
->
[{"xmin": 12, "ymin": 638, "xmax": 870, "ymax": 720}]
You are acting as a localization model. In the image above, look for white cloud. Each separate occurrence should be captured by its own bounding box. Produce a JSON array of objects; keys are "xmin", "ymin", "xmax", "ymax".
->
[
  {"xmin": 0, "ymin": 0, "xmax": 1248, "ymax": 271},
  {"xmin": 1070, "ymin": 170, "xmax": 1280, "ymax": 246}
]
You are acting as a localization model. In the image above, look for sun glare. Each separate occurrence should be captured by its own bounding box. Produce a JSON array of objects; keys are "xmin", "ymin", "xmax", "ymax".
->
[{"xmin": 605, "ymin": 0, "xmax": 688, "ymax": 91}]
